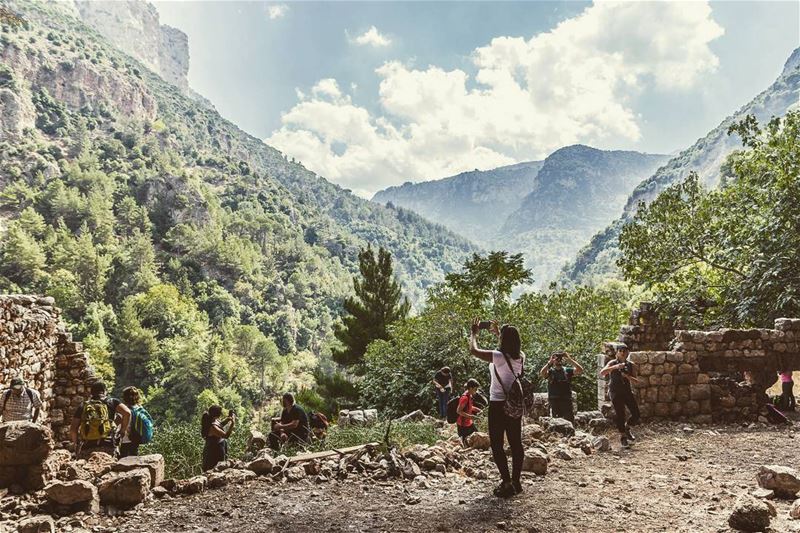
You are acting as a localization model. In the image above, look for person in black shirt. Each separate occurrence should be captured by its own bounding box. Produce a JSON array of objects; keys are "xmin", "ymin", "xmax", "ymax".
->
[
  {"xmin": 540, "ymin": 351, "xmax": 583, "ymax": 424},
  {"xmin": 70, "ymin": 381, "xmax": 130, "ymax": 458},
  {"xmin": 432, "ymin": 367, "xmax": 453, "ymax": 418},
  {"xmin": 600, "ymin": 344, "xmax": 642, "ymax": 448},
  {"xmin": 269, "ymin": 392, "xmax": 309, "ymax": 450}
]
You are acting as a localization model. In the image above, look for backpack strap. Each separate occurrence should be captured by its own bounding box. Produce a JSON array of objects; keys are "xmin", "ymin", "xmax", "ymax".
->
[{"xmin": 1, "ymin": 390, "xmax": 10, "ymax": 412}]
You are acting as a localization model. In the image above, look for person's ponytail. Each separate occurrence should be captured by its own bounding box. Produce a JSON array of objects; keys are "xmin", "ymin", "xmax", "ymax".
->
[{"xmin": 201, "ymin": 412, "xmax": 211, "ymax": 438}]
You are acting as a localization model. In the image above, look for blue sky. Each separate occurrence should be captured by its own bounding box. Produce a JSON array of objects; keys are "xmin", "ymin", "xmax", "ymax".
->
[{"xmin": 154, "ymin": 1, "xmax": 799, "ymax": 197}]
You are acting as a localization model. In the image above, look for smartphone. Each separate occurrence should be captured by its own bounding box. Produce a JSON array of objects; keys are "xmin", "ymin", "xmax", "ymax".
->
[{"xmin": 478, "ymin": 320, "xmax": 492, "ymax": 330}]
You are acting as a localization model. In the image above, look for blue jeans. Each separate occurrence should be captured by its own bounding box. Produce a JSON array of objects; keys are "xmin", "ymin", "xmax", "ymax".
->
[{"xmin": 435, "ymin": 388, "xmax": 450, "ymax": 418}]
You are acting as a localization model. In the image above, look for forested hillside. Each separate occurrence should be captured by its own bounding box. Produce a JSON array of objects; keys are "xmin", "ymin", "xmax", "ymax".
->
[
  {"xmin": 374, "ymin": 145, "xmax": 666, "ymax": 286},
  {"xmin": 563, "ymin": 47, "xmax": 800, "ymax": 286},
  {"xmin": 0, "ymin": 0, "xmax": 475, "ymax": 420}
]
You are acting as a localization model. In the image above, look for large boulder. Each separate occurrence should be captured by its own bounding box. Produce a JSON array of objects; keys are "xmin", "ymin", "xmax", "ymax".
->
[
  {"xmin": 521, "ymin": 424, "xmax": 544, "ymax": 444},
  {"xmin": 98, "ymin": 469, "xmax": 151, "ymax": 508},
  {"xmin": 542, "ymin": 417, "xmax": 575, "ymax": 437},
  {"xmin": 728, "ymin": 493, "xmax": 772, "ymax": 532},
  {"xmin": 247, "ymin": 450, "xmax": 277, "ymax": 475},
  {"xmin": 44, "ymin": 480, "xmax": 99, "ymax": 513},
  {"xmin": 522, "ymin": 449, "xmax": 548, "ymax": 475},
  {"xmin": 363, "ymin": 409, "xmax": 378, "ymax": 424},
  {"xmin": 0, "ymin": 422, "xmax": 52, "ymax": 466},
  {"xmin": 16, "ymin": 515, "xmax": 55, "ymax": 533},
  {"xmin": 83, "ymin": 451, "xmax": 115, "ymax": 477},
  {"xmin": 757, "ymin": 465, "xmax": 800, "ymax": 498},
  {"xmin": 466, "ymin": 432, "xmax": 491, "ymax": 450},
  {"xmin": 113, "ymin": 454, "xmax": 165, "ymax": 488},
  {"xmin": 247, "ymin": 429, "xmax": 267, "ymax": 453},
  {"xmin": 177, "ymin": 475, "xmax": 206, "ymax": 495}
]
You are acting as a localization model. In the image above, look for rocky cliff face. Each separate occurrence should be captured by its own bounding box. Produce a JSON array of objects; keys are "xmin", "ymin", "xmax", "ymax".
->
[{"xmin": 73, "ymin": 0, "xmax": 189, "ymax": 93}]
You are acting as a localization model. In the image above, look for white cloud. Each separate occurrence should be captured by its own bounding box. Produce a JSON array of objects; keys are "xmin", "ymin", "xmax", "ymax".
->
[
  {"xmin": 350, "ymin": 26, "xmax": 392, "ymax": 47},
  {"xmin": 265, "ymin": 4, "xmax": 289, "ymax": 20},
  {"xmin": 267, "ymin": 1, "xmax": 724, "ymax": 197}
]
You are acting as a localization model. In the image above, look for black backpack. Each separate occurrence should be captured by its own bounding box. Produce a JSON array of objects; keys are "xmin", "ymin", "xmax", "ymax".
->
[{"xmin": 446, "ymin": 394, "xmax": 464, "ymax": 424}]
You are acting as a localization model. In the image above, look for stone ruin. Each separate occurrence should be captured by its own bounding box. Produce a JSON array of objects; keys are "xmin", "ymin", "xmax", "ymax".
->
[
  {"xmin": 0, "ymin": 295, "xmax": 97, "ymax": 444},
  {"xmin": 599, "ymin": 302, "xmax": 800, "ymax": 423}
]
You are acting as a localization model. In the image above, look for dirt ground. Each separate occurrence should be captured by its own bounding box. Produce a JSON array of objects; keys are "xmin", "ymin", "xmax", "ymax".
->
[{"xmin": 101, "ymin": 421, "xmax": 800, "ymax": 533}]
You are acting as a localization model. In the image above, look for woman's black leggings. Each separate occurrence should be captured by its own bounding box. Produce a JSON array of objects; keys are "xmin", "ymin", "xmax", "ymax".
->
[
  {"xmin": 610, "ymin": 389, "xmax": 640, "ymax": 433},
  {"xmin": 782, "ymin": 381, "xmax": 796, "ymax": 410},
  {"xmin": 488, "ymin": 401, "xmax": 523, "ymax": 483}
]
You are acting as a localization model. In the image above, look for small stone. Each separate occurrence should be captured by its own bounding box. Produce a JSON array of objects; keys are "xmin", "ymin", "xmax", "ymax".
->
[
  {"xmin": 522, "ymin": 449, "xmax": 548, "ymax": 475},
  {"xmin": 789, "ymin": 499, "xmax": 800, "ymax": 519}
]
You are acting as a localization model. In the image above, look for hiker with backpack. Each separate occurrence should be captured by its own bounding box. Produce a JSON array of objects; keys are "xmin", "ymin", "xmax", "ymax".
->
[
  {"xmin": 268, "ymin": 392, "xmax": 310, "ymax": 450},
  {"xmin": 70, "ymin": 381, "xmax": 131, "ymax": 458},
  {"xmin": 308, "ymin": 411, "xmax": 330, "ymax": 440},
  {"xmin": 432, "ymin": 367, "xmax": 453, "ymax": 419},
  {"xmin": 599, "ymin": 343, "xmax": 642, "ymax": 448},
  {"xmin": 119, "ymin": 386, "xmax": 154, "ymax": 458},
  {"xmin": 540, "ymin": 351, "xmax": 583, "ymax": 424},
  {"xmin": 455, "ymin": 379, "xmax": 482, "ymax": 446},
  {"xmin": 1, "ymin": 377, "xmax": 42, "ymax": 423},
  {"xmin": 469, "ymin": 319, "xmax": 531, "ymax": 498},
  {"xmin": 201, "ymin": 405, "xmax": 236, "ymax": 471}
]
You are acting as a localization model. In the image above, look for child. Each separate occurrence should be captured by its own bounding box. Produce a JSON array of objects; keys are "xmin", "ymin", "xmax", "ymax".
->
[{"xmin": 456, "ymin": 379, "xmax": 482, "ymax": 445}]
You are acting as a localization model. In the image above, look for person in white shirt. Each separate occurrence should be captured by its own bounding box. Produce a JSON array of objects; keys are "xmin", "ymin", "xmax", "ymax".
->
[{"xmin": 469, "ymin": 319, "xmax": 525, "ymax": 498}]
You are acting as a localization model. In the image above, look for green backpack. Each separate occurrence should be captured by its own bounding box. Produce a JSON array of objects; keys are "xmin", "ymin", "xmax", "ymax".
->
[{"xmin": 79, "ymin": 399, "xmax": 112, "ymax": 441}]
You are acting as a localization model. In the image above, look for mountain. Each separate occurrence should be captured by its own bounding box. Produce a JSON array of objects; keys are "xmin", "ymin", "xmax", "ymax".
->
[
  {"xmin": 372, "ymin": 160, "xmax": 543, "ymax": 237},
  {"xmin": 0, "ymin": 0, "xmax": 477, "ymax": 413},
  {"xmin": 373, "ymin": 146, "xmax": 667, "ymax": 285},
  {"xmin": 563, "ymin": 47, "xmax": 800, "ymax": 286}
]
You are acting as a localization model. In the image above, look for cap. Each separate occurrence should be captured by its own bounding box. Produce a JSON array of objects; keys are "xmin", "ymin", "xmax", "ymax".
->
[{"xmin": 10, "ymin": 377, "xmax": 23, "ymax": 389}]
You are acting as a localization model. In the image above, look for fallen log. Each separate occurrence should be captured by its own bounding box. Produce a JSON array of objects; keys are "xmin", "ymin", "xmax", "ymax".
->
[{"xmin": 287, "ymin": 442, "xmax": 380, "ymax": 464}]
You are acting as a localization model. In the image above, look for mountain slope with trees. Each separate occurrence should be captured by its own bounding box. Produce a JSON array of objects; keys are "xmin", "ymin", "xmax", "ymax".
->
[
  {"xmin": 0, "ymin": 0, "xmax": 475, "ymax": 420},
  {"xmin": 563, "ymin": 47, "xmax": 800, "ymax": 286}
]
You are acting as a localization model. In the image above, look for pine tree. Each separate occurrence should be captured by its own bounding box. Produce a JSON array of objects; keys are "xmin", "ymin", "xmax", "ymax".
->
[{"xmin": 333, "ymin": 246, "xmax": 410, "ymax": 369}]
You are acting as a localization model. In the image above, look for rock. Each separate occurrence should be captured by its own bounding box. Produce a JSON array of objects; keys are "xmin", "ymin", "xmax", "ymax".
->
[
  {"xmin": 790, "ymin": 499, "xmax": 800, "ymax": 519},
  {"xmin": 98, "ymin": 469, "xmax": 151, "ymax": 508},
  {"xmin": 574, "ymin": 411, "xmax": 604, "ymax": 427},
  {"xmin": 521, "ymin": 424, "xmax": 544, "ymax": 443},
  {"xmin": 247, "ymin": 450, "xmax": 277, "ymax": 476},
  {"xmin": 112, "ymin": 454, "xmax": 165, "ymax": 488},
  {"xmin": 544, "ymin": 418, "xmax": 575, "ymax": 437},
  {"xmin": 752, "ymin": 488, "xmax": 774, "ymax": 499},
  {"xmin": 206, "ymin": 472, "xmax": 227, "ymax": 489},
  {"xmin": 303, "ymin": 460, "xmax": 321, "ymax": 476},
  {"xmin": 247, "ymin": 429, "xmax": 267, "ymax": 453},
  {"xmin": 224, "ymin": 469, "xmax": 256, "ymax": 484},
  {"xmin": 522, "ymin": 449, "xmax": 548, "ymax": 475},
  {"xmin": 177, "ymin": 475, "xmax": 207, "ymax": 495},
  {"xmin": 363, "ymin": 409, "xmax": 378, "ymax": 424},
  {"xmin": 152, "ymin": 486, "xmax": 169, "ymax": 498},
  {"xmin": 553, "ymin": 447, "xmax": 575, "ymax": 461},
  {"xmin": 756, "ymin": 465, "xmax": 800, "ymax": 498},
  {"xmin": 16, "ymin": 515, "xmax": 55, "ymax": 533},
  {"xmin": 466, "ymin": 432, "xmax": 491, "ymax": 450},
  {"xmin": 588, "ymin": 418, "xmax": 612, "ymax": 432},
  {"xmin": 44, "ymin": 480, "xmax": 99, "ymax": 513},
  {"xmin": 396, "ymin": 410, "xmax": 425, "ymax": 423},
  {"xmin": 592, "ymin": 436, "xmax": 610, "ymax": 452},
  {"xmin": 83, "ymin": 452, "xmax": 115, "ymax": 477},
  {"xmin": 0, "ymin": 422, "xmax": 52, "ymax": 466},
  {"xmin": 728, "ymin": 493, "xmax": 772, "ymax": 532},
  {"xmin": 286, "ymin": 466, "xmax": 306, "ymax": 482}
]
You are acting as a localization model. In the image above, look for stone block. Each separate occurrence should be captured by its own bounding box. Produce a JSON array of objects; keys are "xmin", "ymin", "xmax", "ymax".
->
[
  {"xmin": 689, "ymin": 384, "xmax": 711, "ymax": 401},
  {"xmin": 522, "ymin": 449, "xmax": 548, "ymax": 475},
  {"xmin": 696, "ymin": 373, "xmax": 710, "ymax": 384},
  {"xmin": 658, "ymin": 386, "xmax": 675, "ymax": 403},
  {"xmin": 684, "ymin": 400, "xmax": 700, "ymax": 415},
  {"xmin": 675, "ymin": 385, "xmax": 690, "ymax": 403},
  {"xmin": 98, "ymin": 469, "xmax": 151, "ymax": 508},
  {"xmin": 645, "ymin": 387, "xmax": 659, "ymax": 403},
  {"xmin": 113, "ymin": 454, "xmax": 164, "ymax": 488},
  {"xmin": 45, "ymin": 480, "xmax": 99, "ymax": 512},
  {"xmin": 629, "ymin": 352, "xmax": 648, "ymax": 364},
  {"xmin": 663, "ymin": 362, "xmax": 677, "ymax": 374},
  {"xmin": 16, "ymin": 515, "xmax": 55, "ymax": 533},
  {"xmin": 661, "ymin": 374, "xmax": 673, "ymax": 385},
  {"xmin": 674, "ymin": 373, "xmax": 697, "ymax": 385},
  {"xmin": 0, "ymin": 422, "xmax": 52, "ymax": 467},
  {"xmin": 666, "ymin": 352, "xmax": 684, "ymax": 363},
  {"xmin": 654, "ymin": 403, "xmax": 670, "ymax": 417},
  {"xmin": 649, "ymin": 353, "xmax": 666, "ymax": 364}
]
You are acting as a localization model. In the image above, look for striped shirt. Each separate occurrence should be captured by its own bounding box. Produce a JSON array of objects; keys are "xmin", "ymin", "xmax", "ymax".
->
[{"xmin": 1, "ymin": 388, "xmax": 42, "ymax": 422}]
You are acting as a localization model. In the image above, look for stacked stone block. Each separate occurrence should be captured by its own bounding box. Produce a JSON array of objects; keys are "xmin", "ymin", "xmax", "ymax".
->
[
  {"xmin": 0, "ymin": 295, "xmax": 96, "ymax": 443},
  {"xmin": 617, "ymin": 302, "xmax": 676, "ymax": 352}
]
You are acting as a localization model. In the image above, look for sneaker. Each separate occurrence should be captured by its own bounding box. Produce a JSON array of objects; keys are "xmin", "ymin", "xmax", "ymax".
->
[
  {"xmin": 625, "ymin": 427, "xmax": 636, "ymax": 442},
  {"xmin": 493, "ymin": 481, "xmax": 515, "ymax": 498},
  {"xmin": 621, "ymin": 435, "xmax": 630, "ymax": 448},
  {"xmin": 512, "ymin": 480, "xmax": 523, "ymax": 495}
]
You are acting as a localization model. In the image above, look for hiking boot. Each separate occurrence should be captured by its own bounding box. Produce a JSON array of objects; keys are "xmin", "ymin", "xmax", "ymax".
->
[
  {"xmin": 625, "ymin": 427, "xmax": 636, "ymax": 442},
  {"xmin": 493, "ymin": 481, "xmax": 515, "ymax": 498},
  {"xmin": 512, "ymin": 480, "xmax": 523, "ymax": 495},
  {"xmin": 620, "ymin": 435, "xmax": 630, "ymax": 448}
]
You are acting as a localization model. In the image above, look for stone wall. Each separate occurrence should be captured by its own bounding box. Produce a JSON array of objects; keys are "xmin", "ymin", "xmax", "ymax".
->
[
  {"xmin": 599, "ymin": 303, "xmax": 800, "ymax": 423},
  {"xmin": 0, "ymin": 295, "xmax": 96, "ymax": 442}
]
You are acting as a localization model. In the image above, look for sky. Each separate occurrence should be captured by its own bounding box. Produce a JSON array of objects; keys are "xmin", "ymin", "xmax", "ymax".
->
[{"xmin": 153, "ymin": 1, "xmax": 800, "ymax": 198}]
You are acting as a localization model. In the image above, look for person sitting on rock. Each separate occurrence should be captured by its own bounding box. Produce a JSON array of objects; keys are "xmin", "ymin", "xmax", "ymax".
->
[
  {"xmin": 599, "ymin": 343, "xmax": 642, "ymax": 448},
  {"xmin": 201, "ymin": 404, "xmax": 236, "ymax": 471},
  {"xmin": 71, "ymin": 381, "xmax": 131, "ymax": 458},
  {"xmin": 1, "ymin": 377, "xmax": 42, "ymax": 423},
  {"xmin": 456, "ymin": 378, "xmax": 482, "ymax": 446},
  {"xmin": 269, "ymin": 392, "xmax": 309, "ymax": 450},
  {"xmin": 540, "ymin": 351, "xmax": 583, "ymax": 424},
  {"xmin": 432, "ymin": 367, "xmax": 453, "ymax": 419}
]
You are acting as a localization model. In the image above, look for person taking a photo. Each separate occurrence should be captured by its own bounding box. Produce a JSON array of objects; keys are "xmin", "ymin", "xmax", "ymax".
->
[
  {"xmin": 540, "ymin": 351, "xmax": 583, "ymax": 424},
  {"xmin": 600, "ymin": 343, "xmax": 641, "ymax": 448}
]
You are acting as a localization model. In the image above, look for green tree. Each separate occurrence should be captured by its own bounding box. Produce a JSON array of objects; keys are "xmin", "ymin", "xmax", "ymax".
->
[
  {"xmin": 333, "ymin": 246, "xmax": 410, "ymax": 369},
  {"xmin": 445, "ymin": 251, "xmax": 532, "ymax": 311},
  {"xmin": 618, "ymin": 112, "xmax": 800, "ymax": 327}
]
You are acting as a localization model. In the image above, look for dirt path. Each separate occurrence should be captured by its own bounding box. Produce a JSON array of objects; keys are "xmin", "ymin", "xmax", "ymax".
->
[{"xmin": 102, "ymin": 423, "xmax": 800, "ymax": 533}]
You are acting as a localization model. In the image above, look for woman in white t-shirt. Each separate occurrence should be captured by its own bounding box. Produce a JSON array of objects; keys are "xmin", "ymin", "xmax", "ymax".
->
[{"xmin": 469, "ymin": 318, "xmax": 525, "ymax": 498}]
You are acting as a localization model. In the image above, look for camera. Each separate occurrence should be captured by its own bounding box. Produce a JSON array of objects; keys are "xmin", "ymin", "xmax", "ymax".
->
[{"xmin": 478, "ymin": 320, "xmax": 492, "ymax": 330}]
